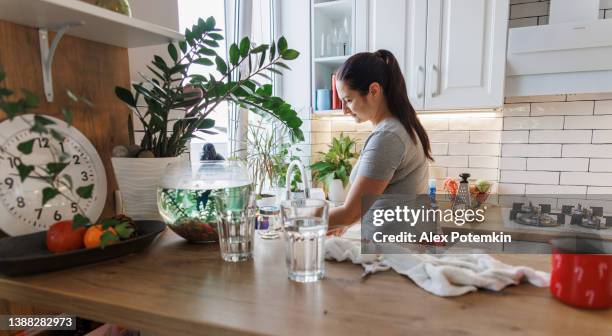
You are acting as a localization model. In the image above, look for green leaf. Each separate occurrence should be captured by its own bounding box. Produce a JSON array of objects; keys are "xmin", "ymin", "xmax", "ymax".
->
[
  {"xmin": 194, "ymin": 58, "xmax": 214, "ymax": 66},
  {"xmin": 281, "ymin": 49, "xmax": 300, "ymax": 60},
  {"xmin": 17, "ymin": 139, "xmax": 35, "ymax": 154},
  {"xmin": 269, "ymin": 42, "xmax": 276, "ymax": 61},
  {"xmin": 76, "ymin": 184, "xmax": 94, "ymax": 199},
  {"xmin": 34, "ymin": 115, "xmax": 55, "ymax": 126},
  {"xmin": 239, "ymin": 37, "xmax": 251, "ymax": 57},
  {"xmin": 205, "ymin": 16, "xmax": 216, "ymax": 30},
  {"xmin": 215, "ymin": 56, "xmax": 227, "ymax": 74},
  {"xmin": 208, "ymin": 32, "xmax": 224, "ymax": 40},
  {"xmin": 23, "ymin": 90, "xmax": 39, "ymax": 108},
  {"xmin": 203, "ymin": 39, "xmax": 219, "ymax": 48},
  {"xmin": 199, "ymin": 47, "xmax": 216, "ymax": 56},
  {"xmin": 47, "ymin": 162, "xmax": 69, "ymax": 175},
  {"xmin": 115, "ymin": 87, "xmax": 137, "ymax": 107},
  {"xmin": 115, "ymin": 223, "xmax": 134, "ymax": 239},
  {"xmin": 178, "ymin": 40, "xmax": 187, "ymax": 53},
  {"xmin": 167, "ymin": 43, "xmax": 178, "ymax": 63},
  {"xmin": 61, "ymin": 108, "xmax": 73, "ymax": 126},
  {"xmin": 50, "ymin": 129, "xmax": 65, "ymax": 142},
  {"xmin": 42, "ymin": 187, "xmax": 60, "ymax": 205},
  {"xmin": 197, "ymin": 118, "xmax": 215, "ymax": 130},
  {"xmin": 101, "ymin": 218, "xmax": 120, "ymax": 230},
  {"xmin": 250, "ymin": 44, "xmax": 268, "ymax": 54},
  {"xmin": 17, "ymin": 164, "xmax": 34, "ymax": 182},
  {"xmin": 229, "ymin": 44, "xmax": 240, "ymax": 66},
  {"xmin": 275, "ymin": 62, "xmax": 292, "ymax": 70},
  {"xmin": 277, "ymin": 36, "xmax": 288, "ymax": 52},
  {"xmin": 100, "ymin": 231, "xmax": 119, "ymax": 248},
  {"xmin": 153, "ymin": 55, "xmax": 169, "ymax": 70},
  {"xmin": 73, "ymin": 214, "xmax": 90, "ymax": 229}
]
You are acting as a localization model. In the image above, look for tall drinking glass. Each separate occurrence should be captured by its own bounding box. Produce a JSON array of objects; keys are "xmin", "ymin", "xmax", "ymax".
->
[
  {"xmin": 280, "ymin": 199, "xmax": 329, "ymax": 282},
  {"xmin": 217, "ymin": 185, "xmax": 256, "ymax": 262}
]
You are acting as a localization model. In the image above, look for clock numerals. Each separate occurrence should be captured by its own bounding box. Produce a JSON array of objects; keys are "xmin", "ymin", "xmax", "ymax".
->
[
  {"xmin": 4, "ymin": 177, "xmax": 13, "ymax": 189},
  {"xmin": 35, "ymin": 137, "xmax": 49, "ymax": 149},
  {"xmin": 53, "ymin": 210, "xmax": 62, "ymax": 221},
  {"xmin": 16, "ymin": 196, "xmax": 25, "ymax": 208},
  {"xmin": 81, "ymin": 171, "xmax": 89, "ymax": 182},
  {"xmin": 73, "ymin": 155, "xmax": 81, "ymax": 165},
  {"xmin": 71, "ymin": 202, "xmax": 78, "ymax": 214},
  {"xmin": 35, "ymin": 208, "xmax": 42, "ymax": 220},
  {"xmin": 8, "ymin": 157, "xmax": 22, "ymax": 169}
]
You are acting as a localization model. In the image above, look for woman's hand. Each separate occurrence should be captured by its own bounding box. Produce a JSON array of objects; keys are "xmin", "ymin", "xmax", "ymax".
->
[{"xmin": 328, "ymin": 175, "xmax": 389, "ymax": 229}]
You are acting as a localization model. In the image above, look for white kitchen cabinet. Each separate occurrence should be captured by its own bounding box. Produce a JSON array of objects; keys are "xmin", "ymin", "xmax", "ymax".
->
[{"xmin": 368, "ymin": 0, "xmax": 509, "ymax": 111}]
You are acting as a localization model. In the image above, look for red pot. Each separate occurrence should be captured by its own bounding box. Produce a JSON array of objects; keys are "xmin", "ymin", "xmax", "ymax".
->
[{"xmin": 550, "ymin": 238, "xmax": 612, "ymax": 309}]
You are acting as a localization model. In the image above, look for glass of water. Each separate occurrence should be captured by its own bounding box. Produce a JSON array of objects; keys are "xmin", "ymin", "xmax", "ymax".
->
[
  {"xmin": 217, "ymin": 185, "xmax": 256, "ymax": 262},
  {"xmin": 280, "ymin": 199, "xmax": 329, "ymax": 282}
]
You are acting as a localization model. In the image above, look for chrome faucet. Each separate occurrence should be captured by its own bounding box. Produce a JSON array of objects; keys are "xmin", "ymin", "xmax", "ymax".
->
[{"xmin": 285, "ymin": 160, "xmax": 311, "ymax": 200}]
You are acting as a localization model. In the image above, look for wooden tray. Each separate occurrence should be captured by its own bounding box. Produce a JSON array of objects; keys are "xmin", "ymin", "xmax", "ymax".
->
[{"xmin": 0, "ymin": 220, "xmax": 166, "ymax": 276}]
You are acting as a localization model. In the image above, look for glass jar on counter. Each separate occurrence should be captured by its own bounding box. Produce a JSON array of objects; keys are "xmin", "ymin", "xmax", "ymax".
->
[{"xmin": 257, "ymin": 205, "xmax": 281, "ymax": 240}]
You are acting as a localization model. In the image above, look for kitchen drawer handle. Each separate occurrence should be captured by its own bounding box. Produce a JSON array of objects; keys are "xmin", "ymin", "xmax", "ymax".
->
[
  {"xmin": 417, "ymin": 66, "xmax": 424, "ymax": 98},
  {"xmin": 431, "ymin": 64, "xmax": 440, "ymax": 97}
]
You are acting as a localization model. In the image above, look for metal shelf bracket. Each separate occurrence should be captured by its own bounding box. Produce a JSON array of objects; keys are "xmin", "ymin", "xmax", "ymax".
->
[{"xmin": 38, "ymin": 22, "xmax": 84, "ymax": 102}]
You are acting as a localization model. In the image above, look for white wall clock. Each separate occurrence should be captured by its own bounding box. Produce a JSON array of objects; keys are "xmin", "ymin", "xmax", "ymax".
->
[{"xmin": 0, "ymin": 114, "xmax": 107, "ymax": 236}]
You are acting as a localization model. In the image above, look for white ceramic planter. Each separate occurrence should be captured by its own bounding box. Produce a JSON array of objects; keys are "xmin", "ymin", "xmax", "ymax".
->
[
  {"xmin": 111, "ymin": 157, "xmax": 181, "ymax": 220},
  {"xmin": 328, "ymin": 179, "xmax": 348, "ymax": 203}
]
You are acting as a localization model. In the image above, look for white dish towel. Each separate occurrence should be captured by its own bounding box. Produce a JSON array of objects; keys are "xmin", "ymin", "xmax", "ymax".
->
[{"xmin": 324, "ymin": 237, "xmax": 550, "ymax": 297}]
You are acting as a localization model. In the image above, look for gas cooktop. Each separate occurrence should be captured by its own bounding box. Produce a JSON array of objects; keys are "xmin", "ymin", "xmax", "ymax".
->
[{"xmin": 508, "ymin": 202, "xmax": 612, "ymax": 231}]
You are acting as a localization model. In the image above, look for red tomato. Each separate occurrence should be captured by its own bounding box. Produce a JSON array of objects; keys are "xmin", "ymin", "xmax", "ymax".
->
[{"xmin": 46, "ymin": 220, "xmax": 87, "ymax": 253}]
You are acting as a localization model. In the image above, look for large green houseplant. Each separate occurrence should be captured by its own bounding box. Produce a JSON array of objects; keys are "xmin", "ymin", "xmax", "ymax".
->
[
  {"xmin": 111, "ymin": 16, "xmax": 304, "ymax": 220},
  {"xmin": 310, "ymin": 133, "xmax": 357, "ymax": 202}
]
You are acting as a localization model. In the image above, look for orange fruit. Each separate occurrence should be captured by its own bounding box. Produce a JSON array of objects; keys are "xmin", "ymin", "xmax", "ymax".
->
[{"xmin": 84, "ymin": 225, "xmax": 118, "ymax": 248}]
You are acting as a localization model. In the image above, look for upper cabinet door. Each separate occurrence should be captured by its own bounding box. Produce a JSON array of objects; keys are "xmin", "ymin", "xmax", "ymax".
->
[
  {"xmin": 368, "ymin": 0, "xmax": 427, "ymax": 109},
  {"xmin": 424, "ymin": 0, "xmax": 509, "ymax": 110}
]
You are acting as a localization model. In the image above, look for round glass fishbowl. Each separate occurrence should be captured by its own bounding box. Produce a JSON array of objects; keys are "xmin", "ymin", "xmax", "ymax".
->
[{"xmin": 157, "ymin": 160, "xmax": 254, "ymax": 245}]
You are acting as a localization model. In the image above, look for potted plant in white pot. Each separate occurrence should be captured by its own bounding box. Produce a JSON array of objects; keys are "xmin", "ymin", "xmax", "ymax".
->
[
  {"xmin": 112, "ymin": 16, "xmax": 304, "ymax": 220},
  {"xmin": 310, "ymin": 133, "xmax": 357, "ymax": 203}
]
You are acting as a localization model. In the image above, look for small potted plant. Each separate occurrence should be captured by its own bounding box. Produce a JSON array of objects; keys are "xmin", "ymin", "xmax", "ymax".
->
[
  {"xmin": 112, "ymin": 16, "xmax": 304, "ymax": 220},
  {"xmin": 310, "ymin": 133, "xmax": 357, "ymax": 203}
]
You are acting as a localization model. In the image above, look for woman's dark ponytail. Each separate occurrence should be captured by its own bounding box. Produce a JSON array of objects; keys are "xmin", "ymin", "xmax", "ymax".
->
[{"xmin": 336, "ymin": 50, "xmax": 433, "ymax": 161}]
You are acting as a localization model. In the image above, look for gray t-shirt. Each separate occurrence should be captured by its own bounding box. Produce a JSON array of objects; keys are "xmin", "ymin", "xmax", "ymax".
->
[{"xmin": 349, "ymin": 117, "xmax": 429, "ymax": 195}]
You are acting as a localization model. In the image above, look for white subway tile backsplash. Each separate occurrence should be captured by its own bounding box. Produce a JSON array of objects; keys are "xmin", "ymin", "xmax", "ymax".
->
[
  {"xmin": 431, "ymin": 143, "xmax": 449, "ymax": 155},
  {"xmin": 420, "ymin": 118, "xmax": 449, "ymax": 130},
  {"xmin": 469, "ymin": 156, "xmax": 499, "ymax": 168},
  {"xmin": 503, "ymin": 103, "xmax": 531, "ymax": 117},
  {"xmin": 593, "ymin": 130, "xmax": 612, "ymax": 143},
  {"xmin": 429, "ymin": 166, "xmax": 448, "ymax": 179},
  {"xmin": 505, "ymin": 95, "xmax": 565, "ymax": 104},
  {"xmin": 531, "ymin": 101, "xmax": 594, "ymax": 116},
  {"xmin": 589, "ymin": 159, "xmax": 612, "ymax": 172},
  {"xmin": 510, "ymin": 1, "xmax": 549, "ymax": 19},
  {"xmin": 527, "ymin": 158, "xmax": 589, "ymax": 171},
  {"xmin": 448, "ymin": 143, "xmax": 501, "ymax": 156},
  {"xmin": 431, "ymin": 155, "xmax": 469, "ymax": 168},
  {"xmin": 311, "ymin": 132, "xmax": 331, "ymax": 144},
  {"xmin": 565, "ymin": 115, "xmax": 612, "ymax": 129},
  {"xmin": 428, "ymin": 131, "xmax": 470, "ymax": 143},
  {"xmin": 311, "ymin": 119, "xmax": 331, "ymax": 132},
  {"xmin": 500, "ymin": 170, "xmax": 560, "ymax": 185},
  {"xmin": 560, "ymin": 172, "xmax": 612, "ymax": 186},
  {"xmin": 448, "ymin": 167, "xmax": 498, "ymax": 181},
  {"xmin": 501, "ymin": 131, "xmax": 529, "ymax": 143},
  {"xmin": 331, "ymin": 120, "xmax": 356, "ymax": 132},
  {"xmin": 502, "ymin": 144, "xmax": 562, "ymax": 157},
  {"xmin": 500, "ymin": 158, "xmax": 527, "ymax": 170},
  {"xmin": 529, "ymin": 130, "xmax": 592, "ymax": 143},
  {"xmin": 525, "ymin": 184, "xmax": 587, "ymax": 195},
  {"xmin": 587, "ymin": 186, "xmax": 612, "ymax": 195},
  {"xmin": 504, "ymin": 117, "xmax": 564, "ymax": 130},
  {"xmin": 567, "ymin": 93, "xmax": 612, "ymax": 101},
  {"xmin": 470, "ymin": 131, "xmax": 502, "ymax": 143},
  {"xmin": 563, "ymin": 145, "xmax": 612, "ymax": 158},
  {"xmin": 498, "ymin": 183, "xmax": 526, "ymax": 195},
  {"xmin": 595, "ymin": 100, "xmax": 612, "ymax": 115},
  {"xmin": 449, "ymin": 118, "xmax": 503, "ymax": 131}
]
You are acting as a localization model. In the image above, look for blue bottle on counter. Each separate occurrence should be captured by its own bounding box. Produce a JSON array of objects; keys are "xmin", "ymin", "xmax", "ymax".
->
[{"xmin": 428, "ymin": 179, "xmax": 437, "ymax": 208}]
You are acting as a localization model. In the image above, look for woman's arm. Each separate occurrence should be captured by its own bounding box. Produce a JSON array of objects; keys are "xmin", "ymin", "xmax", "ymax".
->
[{"xmin": 328, "ymin": 175, "xmax": 389, "ymax": 230}]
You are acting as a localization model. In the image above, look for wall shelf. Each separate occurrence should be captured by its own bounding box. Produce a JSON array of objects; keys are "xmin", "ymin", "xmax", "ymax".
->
[
  {"xmin": 314, "ymin": 55, "xmax": 350, "ymax": 66},
  {"xmin": 313, "ymin": 0, "xmax": 352, "ymax": 21},
  {"xmin": 0, "ymin": 0, "xmax": 183, "ymax": 48}
]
